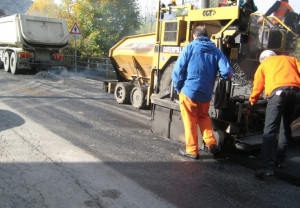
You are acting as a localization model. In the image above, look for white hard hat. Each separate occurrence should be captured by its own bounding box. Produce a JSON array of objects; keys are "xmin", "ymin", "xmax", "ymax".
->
[{"xmin": 259, "ymin": 50, "xmax": 276, "ymax": 63}]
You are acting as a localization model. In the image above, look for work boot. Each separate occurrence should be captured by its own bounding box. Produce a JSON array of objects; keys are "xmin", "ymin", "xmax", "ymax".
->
[
  {"xmin": 275, "ymin": 160, "xmax": 285, "ymax": 169},
  {"xmin": 209, "ymin": 144, "xmax": 220, "ymax": 156},
  {"xmin": 179, "ymin": 149, "xmax": 199, "ymax": 159},
  {"xmin": 255, "ymin": 168, "xmax": 274, "ymax": 180}
]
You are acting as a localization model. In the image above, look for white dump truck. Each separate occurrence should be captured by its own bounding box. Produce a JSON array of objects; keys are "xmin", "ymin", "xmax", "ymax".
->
[{"xmin": 0, "ymin": 14, "xmax": 70, "ymax": 74}]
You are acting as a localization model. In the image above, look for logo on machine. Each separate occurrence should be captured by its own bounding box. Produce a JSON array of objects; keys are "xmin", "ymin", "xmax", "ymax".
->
[
  {"xmin": 162, "ymin": 46, "xmax": 183, "ymax": 54},
  {"xmin": 203, "ymin": 9, "xmax": 216, "ymax": 17}
]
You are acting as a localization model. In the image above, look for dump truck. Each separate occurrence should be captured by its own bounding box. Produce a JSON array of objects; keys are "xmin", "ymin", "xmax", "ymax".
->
[
  {"xmin": 0, "ymin": 14, "xmax": 70, "ymax": 74},
  {"xmin": 108, "ymin": 0, "xmax": 300, "ymax": 151}
]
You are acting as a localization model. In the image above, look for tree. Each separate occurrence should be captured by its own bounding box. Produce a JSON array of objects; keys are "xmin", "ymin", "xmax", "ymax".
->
[
  {"xmin": 137, "ymin": 0, "xmax": 220, "ymax": 34},
  {"xmin": 27, "ymin": 0, "xmax": 60, "ymax": 17},
  {"xmin": 59, "ymin": 0, "xmax": 78, "ymax": 26},
  {"xmin": 0, "ymin": 9, "xmax": 6, "ymax": 17},
  {"xmin": 74, "ymin": 0, "xmax": 141, "ymax": 57},
  {"xmin": 136, "ymin": 0, "xmax": 156, "ymax": 34},
  {"xmin": 26, "ymin": 0, "xmax": 141, "ymax": 57}
]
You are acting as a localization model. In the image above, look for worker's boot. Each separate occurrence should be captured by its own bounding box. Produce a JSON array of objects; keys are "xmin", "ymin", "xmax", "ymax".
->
[
  {"xmin": 255, "ymin": 168, "xmax": 274, "ymax": 180},
  {"xmin": 209, "ymin": 144, "xmax": 220, "ymax": 156},
  {"xmin": 275, "ymin": 160, "xmax": 285, "ymax": 169},
  {"xmin": 178, "ymin": 149, "xmax": 199, "ymax": 159}
]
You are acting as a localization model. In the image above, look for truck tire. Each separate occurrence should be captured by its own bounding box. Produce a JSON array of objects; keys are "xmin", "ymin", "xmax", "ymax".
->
[
  {"xmin": 159, "ymin": 62, "xmax": 175, "ymax": 92},
  {"xmin": 130, "ymin": 86, "xmax": 147, "ymax": 109},
  {"xmin": 4, "ymin": 51, "xmax": 10, "ymax": 72},
  {"xmin": 10, "ymin": 52, "xmax": 19, "ymax": 74},
  {"xmin": 114, "ymin": 82, "xmax": 133, "ymax": 104}
]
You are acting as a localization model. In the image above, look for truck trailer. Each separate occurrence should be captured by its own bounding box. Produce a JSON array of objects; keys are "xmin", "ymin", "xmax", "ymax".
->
[
  {"xmin": 0, "ymin": 14, "xmax": 70, "ymax": 74},
  {"xmin": 108, "ymin": 0, "xmax": 300, "ymax": 151}
]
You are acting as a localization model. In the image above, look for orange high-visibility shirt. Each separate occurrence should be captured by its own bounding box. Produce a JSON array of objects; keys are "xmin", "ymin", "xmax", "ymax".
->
[
  {"xmin": 249, "ymin": 55, "xmax": 300, "ymax": 103},
  {"xmin": 274, "ymin": 1, "xmax": 294, "ymax": 21}
]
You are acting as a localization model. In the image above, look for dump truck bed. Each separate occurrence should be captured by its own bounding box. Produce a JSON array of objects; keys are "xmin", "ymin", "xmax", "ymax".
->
[{"xmin": 0, "ymin": 14, "xmax": 69, "ymax": 49}]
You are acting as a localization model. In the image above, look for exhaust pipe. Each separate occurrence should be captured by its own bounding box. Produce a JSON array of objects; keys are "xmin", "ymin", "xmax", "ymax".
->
[{"xmin": 199, "ymin": 0, "xmax": 209, "ymax": 9}]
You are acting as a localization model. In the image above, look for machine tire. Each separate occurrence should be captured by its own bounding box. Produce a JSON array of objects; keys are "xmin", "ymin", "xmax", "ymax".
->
[
  {"xmin": 130, "ymin": 86, "xmax": 147, "ymax": 109},
  {"xmin": 159, "ymin": 61, "xmax": 176, "ymax": 92},
  {"xmin": 114, "ymin": 82, "xmax": 133, "ymax": 104},
  {"xmin": 10, "ymin": 52, "xmax": 19, "ymax": 74},
  {"xmin": 4, "ymin": 51, "xmax": 10, "ymax": 72}
]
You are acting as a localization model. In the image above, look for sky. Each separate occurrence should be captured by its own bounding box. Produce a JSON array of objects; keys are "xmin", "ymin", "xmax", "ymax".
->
[
  {"xmin": 53, "ymin": 0, "xmax": 300, "ymax": 14},
  {"xmin": 254, "ymin": 0, "xmax": 299, "ymax": 13}
]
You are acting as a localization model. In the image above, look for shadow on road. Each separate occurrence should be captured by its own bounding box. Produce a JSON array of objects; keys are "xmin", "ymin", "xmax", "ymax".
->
[
  {"xmin": 1, "ymin": 159, "xmax": 300, "ymax": 208},
  {"xmin": 0, "ymin": 109, "xmax": 25, "ymax": 131}
]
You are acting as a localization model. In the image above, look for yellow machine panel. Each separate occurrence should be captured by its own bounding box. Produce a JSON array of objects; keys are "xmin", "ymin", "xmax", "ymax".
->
[
  {"xmin": 187, "ymin": 6, "xmax": 240, "ymax": 21},
  {"xmin": 161, "ymin": 20, "xmax": 187, "ymax": 46},
  {"xmin": 109, "ymin": 33, "xmax": 155, "ymax": 82}
]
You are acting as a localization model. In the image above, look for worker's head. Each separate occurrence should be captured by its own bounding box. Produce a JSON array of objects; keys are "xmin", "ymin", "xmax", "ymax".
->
[
  {"xmin": 259, "ymin": 50, "xmax": 276, "ymax": 63},
  {"xmin": 193, "ymin": 26, "xmax": 208, "ymax": 39}
]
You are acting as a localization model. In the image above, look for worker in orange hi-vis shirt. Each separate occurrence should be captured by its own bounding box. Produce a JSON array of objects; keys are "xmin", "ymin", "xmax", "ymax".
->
[
  {"xmin": 257, "ymin": 0, "xmax": 294, "ymax": 23},
  {"xmin": 248, "ymin": 50, "xmax": 300, "ymax": 179}
]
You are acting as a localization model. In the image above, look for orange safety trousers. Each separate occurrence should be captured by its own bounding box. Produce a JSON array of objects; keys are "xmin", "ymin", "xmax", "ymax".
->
[{"xmin": 179, "ymin": 92, "xmax": 217, "ymax": 155}]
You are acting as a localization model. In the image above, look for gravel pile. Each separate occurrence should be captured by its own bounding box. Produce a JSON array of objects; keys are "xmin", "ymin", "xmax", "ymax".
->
[{"xmin": 35, "ymin": 71, "xmax": 60, "ymax": 81}]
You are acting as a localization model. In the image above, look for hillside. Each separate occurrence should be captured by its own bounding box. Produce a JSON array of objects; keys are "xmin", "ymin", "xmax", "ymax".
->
[{"xmin": 0, "ymin": 0, "xmax": 33, "ymax": 16}]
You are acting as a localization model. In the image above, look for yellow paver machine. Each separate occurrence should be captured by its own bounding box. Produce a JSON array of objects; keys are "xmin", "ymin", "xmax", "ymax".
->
[{"xmin": 108, "ymin": 0, "xmax": 300, "ymax": 151}]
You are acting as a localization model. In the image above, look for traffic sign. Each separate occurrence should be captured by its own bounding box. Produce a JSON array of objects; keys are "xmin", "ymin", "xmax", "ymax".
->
[{"xmin": 70, "ymin": 22, "xmax": 82, "ymax": 39}]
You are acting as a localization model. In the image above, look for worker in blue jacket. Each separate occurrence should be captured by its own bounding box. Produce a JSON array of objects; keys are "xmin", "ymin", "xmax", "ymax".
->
[
  {"xmin": 172, "ymin": 25, "xmax": 233, "ymax": 159},
  {"xmin": 241, "ymin": 0, "xmax": 258, "ymax": 12}
]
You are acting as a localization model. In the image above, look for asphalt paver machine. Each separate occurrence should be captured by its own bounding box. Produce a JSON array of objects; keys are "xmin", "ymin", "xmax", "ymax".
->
[{"xmin": 108, "ymin": 0, "xmax": 300, "ymax": 151}]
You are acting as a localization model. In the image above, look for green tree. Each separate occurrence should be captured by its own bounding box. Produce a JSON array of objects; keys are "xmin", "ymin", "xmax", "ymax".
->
[
  {"xmin": 74, "ymin": 0, "xmax": 141, "ymax": 57},
  {"xmin": 26, "ymin": 0, "xmax": 141, "ymax": 57}
]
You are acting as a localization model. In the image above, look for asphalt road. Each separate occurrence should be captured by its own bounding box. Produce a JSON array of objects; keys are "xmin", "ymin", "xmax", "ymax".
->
[{"xmin": 0, "ymin": 69, "xmax": 299, "ymax": 208}]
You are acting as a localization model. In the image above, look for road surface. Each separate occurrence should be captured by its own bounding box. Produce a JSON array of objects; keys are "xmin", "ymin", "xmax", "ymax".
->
[{"xmin": 0, "ymin": 69, "xmax": 299, "ymax": 208}]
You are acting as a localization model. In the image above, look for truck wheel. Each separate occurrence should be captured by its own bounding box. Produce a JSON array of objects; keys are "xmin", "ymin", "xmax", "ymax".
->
[
  {"xmin": 159, "ymin": 61, "xmax": 175, "ymax": 92},
  {"xmin": 10, "ymin": 52, "xmax": 19, "ymax": 74},
  {"xmin": 130, "ymin": 86, "xmax": 147, "ymax": 109},
  {"xmin": 4, "ymin": 52, "xmax": 10, "ymax": 72},
  {"xmin": 114, "ymin": 82, "xmax": 133, "ymax": 104}
]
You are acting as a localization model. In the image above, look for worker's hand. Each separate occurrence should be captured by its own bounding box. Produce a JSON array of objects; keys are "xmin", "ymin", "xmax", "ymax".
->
[
  {"xmin": 242, "ymin": 108, "xmax": 250, "ymax": 115},
  {"xmin": 257, "ymin": 16, "xmax": 263, "ymax": 23},
  {"xmin": 242, "ymin": 102, "xmax": 254, "ymax": 115}
]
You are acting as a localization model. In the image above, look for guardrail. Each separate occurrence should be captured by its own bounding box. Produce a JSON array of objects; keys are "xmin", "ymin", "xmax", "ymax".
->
[{"xmin": 62, "ymin": 55, "xmax": 116, "ymax": 79}]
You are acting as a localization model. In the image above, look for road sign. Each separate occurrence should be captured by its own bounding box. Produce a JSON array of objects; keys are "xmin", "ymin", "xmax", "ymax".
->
[
  {"xmin": 70, "ymin": 22, "xmax": 82, "ymax": 39},
  {"xmin": 69, "ymin": 22, "xmax": 82, "ymax": 71}
]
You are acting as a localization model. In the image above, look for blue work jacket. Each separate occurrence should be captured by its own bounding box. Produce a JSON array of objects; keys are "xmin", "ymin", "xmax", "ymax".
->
[{"xmin": 171, "ymin": 36, "xmax": 233, "ymax": 102}]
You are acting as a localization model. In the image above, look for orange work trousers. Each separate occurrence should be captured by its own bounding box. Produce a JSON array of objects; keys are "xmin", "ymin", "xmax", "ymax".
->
[{"xmin": 179, "ymin": 92, "xmax": 217, "ymax": 155}]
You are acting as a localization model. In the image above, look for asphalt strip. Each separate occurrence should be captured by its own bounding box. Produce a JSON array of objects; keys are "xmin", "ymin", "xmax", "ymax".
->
[{"xmin": 0, "ymin": 101, "xmax": 175, "ymax": 208}]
